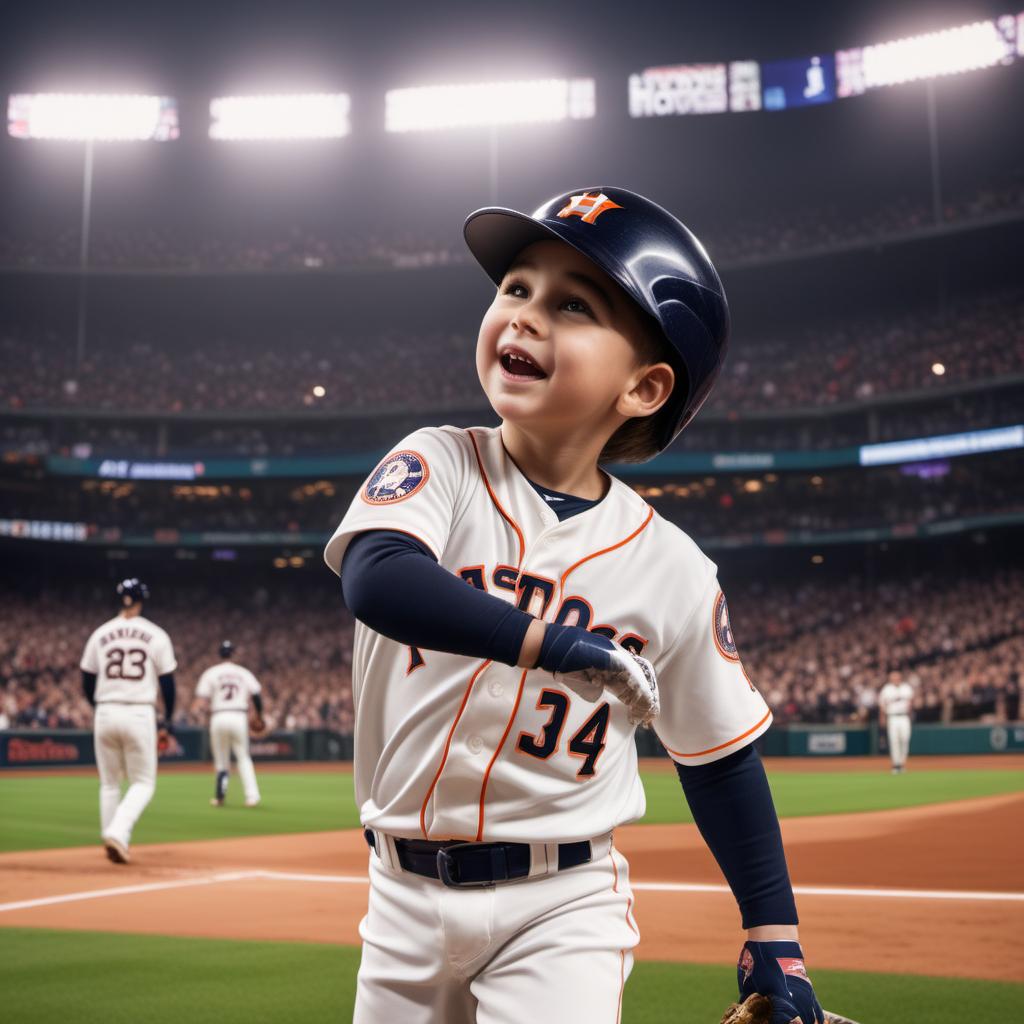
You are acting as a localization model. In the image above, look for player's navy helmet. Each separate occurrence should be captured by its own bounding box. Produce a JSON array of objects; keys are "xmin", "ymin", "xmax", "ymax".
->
[
  {"xmin": 116, "ymin": 578, "xmax": 149, "ymax": 605},
  {"xmin": 464, "ymin": 186, "xmax": 729, "ymax": 452},
  {"xmin": 219, "ymin": 640, "xmax": 234, "ymax": 659}
]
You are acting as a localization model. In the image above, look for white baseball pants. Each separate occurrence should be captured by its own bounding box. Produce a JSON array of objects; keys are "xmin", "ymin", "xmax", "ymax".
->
[
  {"xmin": 353, "ymin": 841, "xmax": 639, "ymax": 1024},
  {"xmin": 94, "ymin": 703, "xmax": 157, "ymax": 849},
  {"xmin": 887, "ymin": 715, "xmax": 912, "ymax": 768},
  {"xmin": 210, "ymin": 712, "xmax": 260, "ymax": 803}
]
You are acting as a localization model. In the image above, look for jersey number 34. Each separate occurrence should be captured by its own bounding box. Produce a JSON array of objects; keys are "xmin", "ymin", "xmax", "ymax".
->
[{"xmin": 517, "ymin": 689, "xmax": 610, "ymax": 778}]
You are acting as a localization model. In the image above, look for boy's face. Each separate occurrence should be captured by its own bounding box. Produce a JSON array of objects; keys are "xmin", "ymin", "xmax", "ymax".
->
[{"xmin": 476, "ymin": 239, "xmax": 661, "ymax": 437}]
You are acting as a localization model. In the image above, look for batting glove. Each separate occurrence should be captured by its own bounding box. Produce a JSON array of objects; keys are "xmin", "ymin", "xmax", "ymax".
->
[
  {"xmin": 539, "ymin": 625, "xmax": 660, "ymax": 726},
  {"xmin": 738, "ymin": 941, "xmax": 824, "ymax": 1024}
]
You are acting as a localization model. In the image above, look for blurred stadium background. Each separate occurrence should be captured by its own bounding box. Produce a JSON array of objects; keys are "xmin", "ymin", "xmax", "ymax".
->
[
  {"xmin": 1, "ymin": 2, "xmax": 1022, "ymax": 1021},
  {"xmin": 1, "ymin": 1, "xmax": 1021, "ymax": 752}
]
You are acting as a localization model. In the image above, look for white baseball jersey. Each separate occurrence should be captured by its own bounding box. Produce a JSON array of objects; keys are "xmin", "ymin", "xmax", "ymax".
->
[
  {"xmin": 878, "ymin": 681, "xmax": 914, "ymax": 716},
  {"xmin": 195, "ymin": 663, "xmax": 262, "ymax": 713},
  {"xmin": 80, "ymin": 614, "xmax": 176, "ymax": 705},
  {"xmin": 325, "ymin": 425, "xmax": 771, "ymax": 843}
]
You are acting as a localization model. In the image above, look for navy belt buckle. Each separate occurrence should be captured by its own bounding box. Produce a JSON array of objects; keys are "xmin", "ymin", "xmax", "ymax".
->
[{"xmin": 436, "ymin": 841, "xmax": 510, "ymax": 889}]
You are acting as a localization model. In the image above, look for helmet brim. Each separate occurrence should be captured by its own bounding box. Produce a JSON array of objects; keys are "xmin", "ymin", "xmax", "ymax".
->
[{"xmin": 463, "ymin": 207, "xmax": 574, "ymax": 288}]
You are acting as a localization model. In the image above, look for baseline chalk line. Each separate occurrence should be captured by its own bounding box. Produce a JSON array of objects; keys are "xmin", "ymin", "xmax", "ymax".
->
[
  {"xmin": 237, "ymin": 871, "xmax": 1024, "ymax": 903},
  {"xmin": 0, "ymin": 871, "xmax": 260, "ymax": 913},
  {"xmin": 3, "ymin": 870, "xmax": 1019, "ymax": 914}
]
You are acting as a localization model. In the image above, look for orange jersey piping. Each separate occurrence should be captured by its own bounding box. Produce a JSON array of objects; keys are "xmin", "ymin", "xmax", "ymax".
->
[
  {"xmin": 663, "ymin": 709, "xmax": 773, "ymax": 760},
  {"xmin": 557, "ymin": 505, "xmax": 655, "ymax": 605},
  {"xmin": 474, "ymin": 668, "xmax": 528, "ymax": 841},
  {"xmin": 469, "ymin": 430, "xmax": 525, "ymax": 570},
  {"xmin": 419, "ymin": 659, "xmax": 491, "ymax": 839}
]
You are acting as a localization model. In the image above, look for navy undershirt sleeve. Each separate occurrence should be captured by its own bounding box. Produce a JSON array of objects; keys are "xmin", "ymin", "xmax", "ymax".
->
[
  {"xmin": 158, "ymin": 672, "xmax": 176, "ymax": 724},
  {"xmin": 81, "ymin": 670, "xmax": 97, "ymax": 707},
  {"xmin": 676, "ymin": 744, "xmax": 798, "ymax": 929},
  {"xmin": 341, "ymin": 530, "xmax": 535, "ymax": 667},
  {"xmin": 252, "ymin": 693, "xmax": 264, "ymax": 716}
]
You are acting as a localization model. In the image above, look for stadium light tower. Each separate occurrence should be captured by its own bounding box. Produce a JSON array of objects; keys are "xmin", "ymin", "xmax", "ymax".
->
[{"xmin": 7, "ymin": 93, "xmax": 179, "ymax": 364}]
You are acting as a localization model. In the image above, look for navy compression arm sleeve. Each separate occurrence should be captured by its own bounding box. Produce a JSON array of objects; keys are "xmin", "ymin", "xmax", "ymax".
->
[
  {"xmin": 341, "ymin": 530, "xmax": 535, "ymax": 667},
  {"xmin": 158, "ymin": 673, "xmax": 176, "ymax": 723},
  {"xmin": 81, "ymin": 670, "xmax": 97, "ymax": 706},
  {"xmin": 676, "ymin": 744, "xmax": 798, "ymax": 929},
  {"xmin": 252, "ymin": 694, "xmax": 264, "ymax": 716}
]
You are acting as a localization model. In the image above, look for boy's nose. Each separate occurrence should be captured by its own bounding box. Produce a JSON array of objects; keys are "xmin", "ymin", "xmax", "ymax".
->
[{"xmin": 511, "ymin": 306, "xmax": 544, "ymax": 338}]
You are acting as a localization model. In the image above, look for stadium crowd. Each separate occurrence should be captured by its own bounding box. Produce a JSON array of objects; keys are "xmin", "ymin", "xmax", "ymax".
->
[
  {"xmin": 3, "ymin": 382, "xmax": 1020, "ymax": 461},
  {"xmin": 732, "ymin": 570, "xmax": 1023, "ymax": 726},
  {"xmin": 1, "ymin": 568, "xmax": 1019, "ymax": 735},
  {"xmin": 0, "ymin": 176, "xmax": 1021, "ymax": 273},
  {"xmin": 0, "ymin": 582, "xmax": 355, "ymax": 735},
  {"xmin": 2, "ymin": 288, "xmax": 1021, "ymax": 427}
]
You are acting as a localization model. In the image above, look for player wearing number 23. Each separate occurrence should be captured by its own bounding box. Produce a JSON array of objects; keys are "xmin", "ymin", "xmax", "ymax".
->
[{"xmin": 80, "ymin": 578, "xmax": 177, "ymax": 865}]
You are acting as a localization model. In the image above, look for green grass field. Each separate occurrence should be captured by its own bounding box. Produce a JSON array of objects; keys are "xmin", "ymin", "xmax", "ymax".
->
[
  {"xmin": 2, "ymin": 765, "xmax": 1022, "ymax": 852},
  {"xmin": 3, "ymin": 766, "xmax": 1021, "ymax": 1021},
  {"xmin": 2, "ymin": 927, "xmax": 1019, "ymax": 1024}
]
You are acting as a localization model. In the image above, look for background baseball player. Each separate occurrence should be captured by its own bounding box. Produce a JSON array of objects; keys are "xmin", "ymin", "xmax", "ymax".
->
[
  {"xmin": 324, "ymin": 188, "xmax": 825, "ymax": 1023},
  {"xmin": 193, "ymin": 640, "xmax": 265, "ymax": 807},
  {"xmin": 878, "ymin": 669, "xmax": 915, "ymax": 774},
  {"xmin": 80, "ymin": 578, "xmax": 177, "ymax": 864}
]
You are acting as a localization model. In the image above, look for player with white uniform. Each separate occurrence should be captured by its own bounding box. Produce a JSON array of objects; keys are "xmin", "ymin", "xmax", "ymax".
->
[
  {"xmin": 80, "ymin": 578, "xmax": 176, "ymax": 864},
  {"xmin": 193, "ymin": 640, "xmax": 264, "ymax": 807},
  {"xmin": 878, "ymin": 670, "xmax": 915, "ymax": 773},
  {"xmin": 324, "ymin": 188, "xmax": 829, "ymax": 1023}
]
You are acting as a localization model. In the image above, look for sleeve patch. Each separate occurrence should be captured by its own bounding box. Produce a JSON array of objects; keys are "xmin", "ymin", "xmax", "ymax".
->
[
  {"xmin": 712, "ymin": 590, "xmax": 740, "ymax": 662},
  {"xmin": 361, "ymin": 450, "xmax": 429, "ymax": 505}
]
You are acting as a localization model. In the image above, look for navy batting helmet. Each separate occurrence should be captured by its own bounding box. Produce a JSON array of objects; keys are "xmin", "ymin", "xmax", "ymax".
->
[
  {"xmin": 116, "ymin": 578, "xmax": 149, "ymax": 605},
  {"xmin": 219, "ymin": 640, "xmax": 234, "ymax": 659},
  {"xmin": 464, "ymin": 186, "xmax": 729, "ymax": 452}
]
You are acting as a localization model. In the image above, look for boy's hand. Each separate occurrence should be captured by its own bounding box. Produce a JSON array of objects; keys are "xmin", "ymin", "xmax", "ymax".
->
[
  {"xmin": 542, "ymin": 627, "xmax": 660, "ymax": 725},
  {"xmin": 736, "ymin": 941, "xmax": 824, "ymax": 1024}
]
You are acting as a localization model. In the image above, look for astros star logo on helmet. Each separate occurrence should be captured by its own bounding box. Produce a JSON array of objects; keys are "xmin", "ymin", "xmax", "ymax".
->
[{"xmin": 556, "ymin": 191, "xmax": 623, "ymax": 224}]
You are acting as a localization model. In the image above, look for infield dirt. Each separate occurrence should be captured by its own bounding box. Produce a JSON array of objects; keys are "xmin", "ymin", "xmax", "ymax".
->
[{"xmin": 1, "ymin": 789, "xmax": 1020, "ymax": 982}]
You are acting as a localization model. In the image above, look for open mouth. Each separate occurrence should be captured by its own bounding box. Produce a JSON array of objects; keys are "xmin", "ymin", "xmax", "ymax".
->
[{"xmin": 499, "ymin": 347, "xmax": 548, "ymax": 381}]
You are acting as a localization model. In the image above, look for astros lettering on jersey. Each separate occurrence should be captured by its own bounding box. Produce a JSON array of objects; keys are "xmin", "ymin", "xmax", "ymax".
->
[{"xmin": 325, "ymin": 425, "xmax": 770, "ymax": 843}]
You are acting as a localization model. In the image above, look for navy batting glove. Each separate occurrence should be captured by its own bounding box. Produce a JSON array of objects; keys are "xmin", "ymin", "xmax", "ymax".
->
[
  {"xmin": 536, "ymin": 623, "xmax": 615, "ymax": 674},
  {"xmin": 738, "ymin": 941, "xmax": 824, "ymax": 1024}
]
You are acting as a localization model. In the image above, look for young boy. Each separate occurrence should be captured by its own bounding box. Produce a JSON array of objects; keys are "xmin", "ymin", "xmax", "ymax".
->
[{"xmin": 324, "ymin": 187, "xmax": 823, "ymax": 1024}]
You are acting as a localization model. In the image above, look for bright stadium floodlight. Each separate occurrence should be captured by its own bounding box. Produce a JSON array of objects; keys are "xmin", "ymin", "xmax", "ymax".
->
[
  {"xmin": 385, "ymin": 77, "xmax": 595, "ymax": 132},
  {"xmin": 860, "ymin": 18, "xmax": 1014, "ymax": 88},
  {"xmin": 6, "ymin": 93, "xmax": 178, "ymax": 141},
  {"xmin": 209, "ymin": 93, "xmax": 351, "ymax": 140}
]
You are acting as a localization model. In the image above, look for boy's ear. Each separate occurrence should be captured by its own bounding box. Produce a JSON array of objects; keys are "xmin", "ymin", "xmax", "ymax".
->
[{"xmin": 617, "ymin": 363, "xmax": 675, "ymax": 420}]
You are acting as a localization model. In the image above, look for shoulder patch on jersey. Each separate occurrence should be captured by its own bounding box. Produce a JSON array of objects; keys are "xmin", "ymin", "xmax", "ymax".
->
[
  {"xmin": 712, "ymin": 590, "xmax": 740, "ymax": 662},
  {"xmin": 361, "ymin": 450, "xmax": 429, "ymax": 505}
]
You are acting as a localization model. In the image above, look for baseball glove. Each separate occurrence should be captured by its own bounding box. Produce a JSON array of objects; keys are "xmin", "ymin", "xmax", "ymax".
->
[
  {"xmin": 157, "ymin": 726, "xmax": 172, "ymax": 755},
  {"xmin": 720, "ymin": 994, "xmax": 861, "ymax": 1024},
  {"xmin": 250, "ymin": 715, "xmax": 267, "ymax": 737}
]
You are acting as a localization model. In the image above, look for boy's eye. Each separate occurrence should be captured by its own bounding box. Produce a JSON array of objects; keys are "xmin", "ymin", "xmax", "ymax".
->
[
  {"xmin": 564, "ymin": 297, "xmax": 593, "ymax": 317},
  {"xmin": 503, "ymin": 280, "xmax": 528, "ymax": 298}
]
